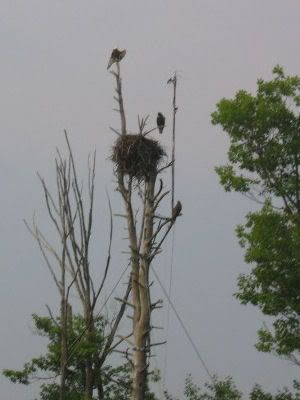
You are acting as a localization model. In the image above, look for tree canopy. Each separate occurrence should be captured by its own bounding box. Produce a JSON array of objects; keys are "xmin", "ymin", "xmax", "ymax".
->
[
  {"xmin": 3, "ymin": 314, "xmax": 129, "ymax": 400},
  {"xmin": 3, "ymin": 313, "xmax": 158, "ymax": 400},
  {"xmin": 212, "ymin": 66, "xmax": 300, "ymax": 364},
  {"xmin": 165, "ymin": 375, "xmax": 300, "ymax": 400}
]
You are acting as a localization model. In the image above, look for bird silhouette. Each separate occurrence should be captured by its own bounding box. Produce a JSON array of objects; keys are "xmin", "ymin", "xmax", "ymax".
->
[
  {"xmin": 107, "ymin": 48, "xmax": 126, "ymax": 70},
  {"xmin": 156, "ymin": 112, "xmax": 165, "ymax": 134},
  {"xmin": 172, "ymin": 201, "xmax": 182, "ymax": 221}
]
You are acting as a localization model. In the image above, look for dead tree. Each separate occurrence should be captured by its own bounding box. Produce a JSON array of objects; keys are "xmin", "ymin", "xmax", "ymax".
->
[
  {"xmin": 26, "ymin": 132, "xmax": 130, "ymax": 400},
  {"xmin": 110, "ymin": 62, "xmax": 182, "ymax": 400}
]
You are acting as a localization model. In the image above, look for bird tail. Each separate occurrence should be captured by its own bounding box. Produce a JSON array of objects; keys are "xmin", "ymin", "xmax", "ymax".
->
[{"xmin": 107, "ymin": 58, "xmax": 114, "ymax": 70}]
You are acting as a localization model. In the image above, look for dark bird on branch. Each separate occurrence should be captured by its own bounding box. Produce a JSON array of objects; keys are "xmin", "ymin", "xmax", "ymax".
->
[
  {"xmin": 157, "ymin": 112, "xmax": 165, "ymax": 134},
  {"xmin": 107, "ymin": 48, "xmax": 126, "ymax": 70},
  {"xmin": 172, "ymin": 201, "xmax": 182, "ymax": 221}
]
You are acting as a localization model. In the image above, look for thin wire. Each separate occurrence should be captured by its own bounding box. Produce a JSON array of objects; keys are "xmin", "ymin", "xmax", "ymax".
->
[
  {"xmin": 163, "ymin": 72, "xmax": 178, "ymax": 388},
  {"xmin": 150, "ymin": 264, "xmax": 213, "ymax": 382},
  {"xmin": 162, "ymin": 227, "xmax": 176, "ymax": 387},
  {"xmin": 170, "ymin": 72, "xmax": 177, "ymax": 210}
]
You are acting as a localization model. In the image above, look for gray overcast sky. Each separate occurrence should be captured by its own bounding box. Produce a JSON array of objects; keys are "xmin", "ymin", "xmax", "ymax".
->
[{"xmin": 1, "ymin": 1, "xmax": 300, "ymax": 398}]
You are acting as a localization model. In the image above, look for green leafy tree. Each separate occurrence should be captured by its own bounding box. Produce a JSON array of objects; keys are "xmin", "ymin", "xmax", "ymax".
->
[
  {"xmin": 165, "ymin": 376, "xmax": 300, "ymax": 400},
  {"xmin": 184, "ymin": 375, "xmax": 241, "ymax": 400},
  {"xmin": 250, "ymin": 382, "xmax": 300, "ymax": 400},
  {"xmin": 164, "ymin": 375, "xmax": 242, "ymax": 400},
  {"xmin": 3, "ymin": 313, "xmax": 158, "ymax": 400},
  {"xmin": 211, "ymin": 66, "xmax": 300, "ymax": 364}
]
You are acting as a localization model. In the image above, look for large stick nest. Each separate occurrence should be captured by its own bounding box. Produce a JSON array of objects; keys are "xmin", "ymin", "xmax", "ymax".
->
[{"xmin": 111, "ymin": 134, "xmax": 166, "ymax": 180}]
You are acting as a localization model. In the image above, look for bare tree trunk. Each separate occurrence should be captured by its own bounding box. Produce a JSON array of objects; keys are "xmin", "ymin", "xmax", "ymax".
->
[
  {"xmin": 84, "ymin": 351, "xmax": 94, "ymax": 399},
  {"xmin": 110, "ymin": 61, "xmax": 181, "ymax": 400},
  {"xmin": 84, "ymin": 339, "xmax": 94, "ymax": 399},
  {"xmin": 96, "ymin": 372, "xmax": 104, "ymax": 400},
  {"xmin": 59, "ymin": 298, "xmax": 67, "ymax": 400},
  {"xmin": 59, "ymin": 172, "xmax": 69, "ymax": 400},
  {"xmin": 132, "ymin": 175, "xmax": 155, "ymax": 400},
  {"xmin": 116, "ymin": 62, "xmax": 126, "ymax": 136}
]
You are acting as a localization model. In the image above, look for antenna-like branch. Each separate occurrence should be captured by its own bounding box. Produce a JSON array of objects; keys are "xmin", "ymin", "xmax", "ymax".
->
[{"xmin": 168, "ymin": 73, "xmax": 178, "ymax": 210}]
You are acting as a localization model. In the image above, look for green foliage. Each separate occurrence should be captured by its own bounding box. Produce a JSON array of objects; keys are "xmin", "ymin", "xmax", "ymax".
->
[
  {"xmin": 165, "ymin": 376, "xmax": 300, "ymax": 400},
  {"xmin": 212, "ymin": 66, "xmax": 300, "ymax": 362},
  {"xmin": 250, "ymin": 382, "xmax": 300, "ymax": 400},
  {"xmin": 3, "ymin": 313, "xmax": 158, "ymax": 400},
  {"xmin": 214, "ymin": 165, "xmax": 258, "ymax": 192},
  {"xmin": 253, "ymin": 381, "xmax": 300, "ymax": 400},
  {"xmin": 236, "ymin": 202, "xmax": 300, "ymax": 314},
  {"xmin": 212, "ymin": 65, "xmax": 300, "ymax": 205},
  {"xmin": 184, "ymin": 375, "xmax": 242, "ymax": 400}
]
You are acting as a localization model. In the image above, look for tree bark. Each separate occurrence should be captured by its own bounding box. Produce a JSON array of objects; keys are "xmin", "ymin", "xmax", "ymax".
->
[
  {"xmin": 84, "ymin": 304, "xmax": 94, "ymax": 400},
  {"xmin": 59, "ymin": 298, "xmax": 67, "ymax": 400},
  {"xmin": 131, "ymin": 175, "xmax": 155, "ymax": 400}
]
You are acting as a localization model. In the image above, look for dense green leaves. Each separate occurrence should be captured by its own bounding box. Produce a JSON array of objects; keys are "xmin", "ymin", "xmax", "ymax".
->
[
  {"xmin": 184, "ymin": 375, "xmax": 241, "ymax": 400},
  {"xmin": 3, "ymin": 314, "xmax": 129, "ymax": 399},
  {"xmin": 212, "ymin": 66, "xmax": 300, "ymax": 362},
  {"xmin": 3, "ymin": 313, "xmax": 159, "ymax": 399},
  {"xmin": 236, "ymin": 202, "xmax": 300, "ymax": 315},
  {"xmin": 165, "ymin": 376, "xmax": 300, "ymax": 400},
  {"xmin": 212, "ymin": 65, "xmax": 300, "ymax": 210}
]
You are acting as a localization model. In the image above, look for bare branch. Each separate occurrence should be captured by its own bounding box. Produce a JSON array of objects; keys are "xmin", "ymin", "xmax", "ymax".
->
[
  {"xmin": 25, "ymin": 220, "xmax": 62, "ymax": 292},
  {"xmin": 145, "ymin": 341, "xmax": 166, "ymax": 349},
  {"xmin": 116, "ymin": 334, "xmax": 134, "ymax": 347},
  {"xmin": 157, "ymin": 161, "xmax": 174, "ymax": 175},
  {"xmin": 153, "ymin": 190, "xmax": 170, "ymax": 211},
  {"xmin": 153, "ymin": 179, "xmax": 163, "ymax": 201},
  {"xmin": 109, "ymin": 126, "xmax": 121, "ymax": 137},
  {"xmin": 99, "ymin": 280, "xmax": 131, "ymax": 364},
  {"xmin": 45, "ymin": 304, "xmax": 60, "ymax": 329},
  {"xmin": 115, "ymin": 297, "xmax": 135, "ymax": 308},
  {"xmin": 92, "ymin": 191, "xmax": 113, "ymax": 307}
]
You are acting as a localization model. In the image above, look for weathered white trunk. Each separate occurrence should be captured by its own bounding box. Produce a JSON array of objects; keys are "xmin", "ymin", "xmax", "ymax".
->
[{"xmin": 131, "ymin": 175, "xmax": 155, "ymax": 400}]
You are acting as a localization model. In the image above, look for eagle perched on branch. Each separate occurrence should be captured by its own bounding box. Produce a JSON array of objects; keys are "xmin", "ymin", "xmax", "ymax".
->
[
  {"xmin": 172, "ymin": 201, "xmax": 182, "ymax": 221},
  {"xmin": 107, "ymin": 48, "xmax": 126, "ymax": 70},
  {"xmin": 157, "ymin": 112, "xmax": 165, "ymax": 134}
]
